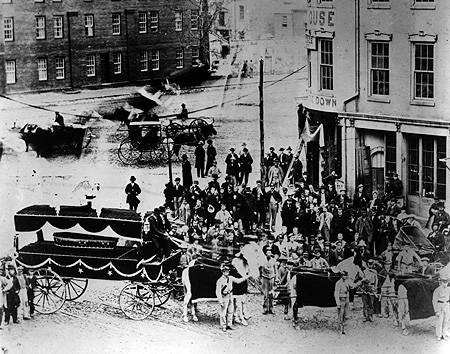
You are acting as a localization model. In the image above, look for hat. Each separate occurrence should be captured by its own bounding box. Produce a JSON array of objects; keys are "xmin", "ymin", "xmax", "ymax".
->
[
  {"xmin": 7, "ymin": 264, "xmax": 16, "ymax": 270},
  {"xmin": 278, "ymin": 256, "xmax": 287, "ymax": 262},
  {"xmin": 421, "ymin": 257, "xmax": 430, "ymax": 262},
  {"xmin": 279, "ymin": 147, "xmax": 285, "ymax": 151},
  {"xmin": 357, "ymin": 240, "xmax": 367, "ymax": 247},
  {"xmin": 256, "ymin": 180, "xmax": 262, "ymax": 184},
  {"xmin": 269, "ymin": 147, "xmax": 275, "ymax": 151},
  {"xmin": 199, "ymin": 140, "xmax": 204, "ymax": 145},
  {"xmin": 130, "ymin": 176, "xmax": 136, "ymax": 182},
  {"xmin": 221, "ymin": 263, "xmax": 231, "ymax": 271},
  {"xmin": 230, "ymin": 147, "xmax": 235, "ymax": 152},
  {"xmin": 287, "ymin": 260, "xmax": 296, "ymax": 266},
  {"xmin": 175, "ymin": 177, "xmax": 181, "ymax": 182},
  {"xmin": 287, "ymin": 146, "xmax": 292, "ymax": 151},
  {"xmin": 357, "ymin": 184, "xmax": 364, "ymax": 188},
  {"xmin": 368, "ymin": 259, "xmax": 375, "ymax": 264},
  {"xmin": 211, "ymin": 173, "xmax": 218, "ymax": 179}
]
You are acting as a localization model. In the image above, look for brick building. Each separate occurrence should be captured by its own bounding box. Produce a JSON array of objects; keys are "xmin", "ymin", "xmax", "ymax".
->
[{"xmin": 1, "ymin": 0, "xmax": 209, "ymax": 93}]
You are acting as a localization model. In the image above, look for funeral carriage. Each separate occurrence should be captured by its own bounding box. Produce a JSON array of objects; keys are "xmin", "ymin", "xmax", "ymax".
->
[{"xmin": 13, "ymin": 204, "xmax": 182, "ymax": 320}]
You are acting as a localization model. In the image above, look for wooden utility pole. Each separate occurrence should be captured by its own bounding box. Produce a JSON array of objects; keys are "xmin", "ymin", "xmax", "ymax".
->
[{"xmin": 259, "ymin": 59, "xmax": 265, "ymax": 183}]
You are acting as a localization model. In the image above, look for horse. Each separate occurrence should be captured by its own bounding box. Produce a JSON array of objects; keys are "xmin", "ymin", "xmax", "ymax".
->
[
  {"xmin": 19, "ymin": 123, "xmax": 88, "ymax": 157},
  {"xmin": 181, "ymin": 243, "xmax": 264, "ymax": 323},
  {"xmin": 171, "ymin": 123, "xmax": 217, "ymax": 158}
]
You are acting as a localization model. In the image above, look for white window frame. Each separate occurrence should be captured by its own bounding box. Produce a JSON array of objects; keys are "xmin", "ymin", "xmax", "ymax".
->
[
  {"xmin": 86, "ymin": 54, "xmax": 96, "ymax": 77},
  {"xmin": 38, "ymin": 58, "xmax": 48, "ymax": 81},
  {"xmin": 85, "ymin": 14, "xmax": 94, "ymax": 37},
  {"xmin": 4, "ymin": 17, "xmax": 14, "ymax": 42},
  {"xmin": 151, "ymin": 50, "xmax": 159, "ymax": 71},
  {"xmin": 112, "ymin": 13, "xmax": 121, "ymax": 36},
  {"xmin": 411, "ymin": 0, "xmax": 435, "ymax": 10},
  {"xmin": 410, "ymin": 38, "xmax": 436, "ymax": 105},
  {"xmin": 113, "ymin": 52, "xmax": 122, "ymax": 74},
  {"xmin": 368, "ymin": 0, "xmax": 391, "ymax": 9},
  {"xmin": 368, "ymin": 41, "xmax": 390, "ymax": 98},
  {"xmin": 140, "ymin": 50, "xmax": 148, "ymax": 72},
  {"xmin": 138, "ymin": 12, "xmax": 147, "ymax": 34},
  {"xmin": 190, "ymin": 9, "xmax": 199, "ymax": 31},
  {"xmin": 36, "ymin": 16, "xmax": 46, "ymax": 40},
  {"xmin": 318, "ymin": 38, "xmax": 333, "ymax": 91},
  {"xmin": 55, "ymin": 57, "xmax": 65, "ymax": 79},
  {"xmin": 191, "ymin": 47, "xmax": 199, "ymax": 67},
  {"xmin": 175, "ymin": 10, "xmax": 183, "ymax": 32},
  {"xmin": 53, "ymin": 16, "xmax": 63, "ymax": 39},
  {"xmin": 150, "ymin": 11, "xmax": 159, "ymax": 33},
  {"xmin": 176, "ymin": 47, "xmax": 184, "ymax": 68},
  {"xmin": 5, "ymin": 60, "xmax": 16, "ymax": 84},
  {"xmin": 239, "ymin": 5, "xmax": 244, "ymax": 20}
]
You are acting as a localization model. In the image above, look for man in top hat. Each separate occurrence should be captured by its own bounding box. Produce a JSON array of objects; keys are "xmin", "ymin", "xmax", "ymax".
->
[
  {"xmin": 125, "ymin": 176, "xmax": 141, "ymax": 211},
  {"xmin": 205, "ymin": 139, "xmax": 217, "ymax": 175},
  {"xmin": 194, "ymin": 140, "xmax": 206, "ymax": 178},
  {"xmin": 252, "ymin": 180, "xmax": 266, "ymax": 228},
  {"xmin": 225, "ymin": 148, "xmax": 239, "ymax": 184},
  {"xmin": 288, "ymin": 153, "xmax": 303, "ymax": 186},
  {"xmin": 432, "ymin": 275, "xmax": 450, "ymax": 341},
  {"xmin": 280, "ymin": 146, "xmax": 293, "ymax": 176},
  {"xmin": 216, "ymin": 263, "xmax": 250, "ymax": 332},
  {"xmin": 238, "ymin": 147, "xmax": 253, "ymax": 186},
  {"xmin": 172, "ymin": 177, "xmax": 184, "ymax": 218}
]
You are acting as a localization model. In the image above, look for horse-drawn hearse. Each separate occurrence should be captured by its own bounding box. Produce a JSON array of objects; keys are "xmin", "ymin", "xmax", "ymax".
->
[{"xmin": 12, "ymin": 204, "xmax": 182, "ymax": 320}]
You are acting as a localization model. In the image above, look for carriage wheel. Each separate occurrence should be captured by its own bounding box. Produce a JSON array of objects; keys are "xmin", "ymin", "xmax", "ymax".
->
[
  {"xmin": 189, "ymin": 119, "xmax": 208, "ymax": 136},
  {"xmin": 118, "ymin": 138, "xmax": 142, "ymax": 165},
  {"xmin": 152, "ymin": 284, "xmax": 172, "ymax": 307},
  {"xmin": 62, "ymin": 278, "xmax": 89, "ymax": 301},
  {"xmin": 165, "ymin": 122, "xmax": 183, "ymax": 138},
  {"xmin": 33, "ymin": 268, "xmax": 66, "ymax": 314},
  {"xmin": 119, "ymin": 283, "xmax": 155, "ymax": 320}
]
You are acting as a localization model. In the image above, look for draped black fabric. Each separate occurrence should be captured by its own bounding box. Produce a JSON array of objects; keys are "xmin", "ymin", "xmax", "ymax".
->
[
  {"xmin": 17, "ymin": 205, "xmax": 56, "ymax": 216},
  {"xmin": 295, "ymin": 269, "xmax": 340, "ymax": 308},
  {"xmin": 59, "ymin": 205, "xmax": 98, "ymax": 217},
  {"xmin": 396, "ymin": 278, "xmax": 439, "ymax": 320},
  {"xmin": 189, "ymin": 258, "xmax": 222, "ymax": 301},
  {"xmin": 100, "ymin": 208, "xmax": 141, "ymax": 221},
  {"xmin": 14, "ymin": 205, "xmax": 142, "ymax": 239}
]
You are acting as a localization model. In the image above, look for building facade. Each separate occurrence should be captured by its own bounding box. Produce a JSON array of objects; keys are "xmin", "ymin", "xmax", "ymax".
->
[
  {"xmin": 1, "ymin": 0, "xmax": 208, "ymax": 93},
  {"xmin": 303, "ymin": 0, "xmax": 450, "ymax": 217}
]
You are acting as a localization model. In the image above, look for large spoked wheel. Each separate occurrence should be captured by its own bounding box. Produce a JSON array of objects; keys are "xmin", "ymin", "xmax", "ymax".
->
[
  {"xmin": 119, "ymin": 283, "xmax": 155, "ymax": 320},
  {"xmin": 33, "ymin": 268, "xmax": 66, "ymax": 314},
  {"xmin": 152, "ymin": 284, "xmax": 172, "ymax": 307},
  {"xmin": 165, "ymin": 122, "xmax": 183, "ymax": 138},
  {"xmin": 189, "ymin": 119, "xmax": 208, "ymax": 136},
  {"xmin": 118, "ymin": 138, "xmax": 142, "ymax": 165},
  {"xmin": 62, "ymin": 278, "xmax": 88, "ymax": 301}
]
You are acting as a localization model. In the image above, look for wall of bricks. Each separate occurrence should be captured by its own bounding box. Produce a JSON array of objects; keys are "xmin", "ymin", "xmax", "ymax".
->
[{"xmin": 0, "ymin": 0, "xmax": 207, "ymax": 94}]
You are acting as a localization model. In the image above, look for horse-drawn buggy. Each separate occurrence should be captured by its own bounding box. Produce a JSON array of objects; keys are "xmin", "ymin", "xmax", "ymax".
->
[
  {"xmin": 117, "ymin": 111, "xmax": 216, "ymax": 165},
  {"xmin": 12, "ymin": 204, "xmax": 182, "ymax": 320}
]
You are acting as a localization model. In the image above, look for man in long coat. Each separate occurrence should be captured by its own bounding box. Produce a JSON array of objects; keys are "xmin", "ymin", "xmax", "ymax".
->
[
  {"xmin": 125, "ymin": 176, "xmax": 141, "ymax": 211},
  {"xmin": 194, "ymin": 141, "xmax": 206, "ymax": 178}
]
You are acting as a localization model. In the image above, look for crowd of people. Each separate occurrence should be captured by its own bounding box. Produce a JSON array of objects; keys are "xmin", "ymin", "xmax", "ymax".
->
[
  {"xmin": 0, "ymin": 264, "xmax": 36, "ymax": 329},
  {"xmin": 158, "ymin": 143, "xmax": 450, "ymax": 336}
]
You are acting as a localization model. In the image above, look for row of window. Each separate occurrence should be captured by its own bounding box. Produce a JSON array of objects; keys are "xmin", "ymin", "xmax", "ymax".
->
[
  {"xmin": 314, "ymin": 39, "xmax": 435, "ymax": 101},
  {"xmin": 3, "ymin": 10, "xmax": 199, "ymax": 41},
  {"xmin": 4, "ymin": 47, "xmax": 199, "ymax": 84}
]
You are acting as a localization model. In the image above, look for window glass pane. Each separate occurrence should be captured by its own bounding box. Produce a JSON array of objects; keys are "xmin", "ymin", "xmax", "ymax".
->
[{"xmin": 408, "ymin": 135, "xmax": 419, "ymax": 195}]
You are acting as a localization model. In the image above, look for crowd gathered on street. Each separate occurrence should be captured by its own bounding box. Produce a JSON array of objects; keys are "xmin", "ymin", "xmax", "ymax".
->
[{"xmin": 150, "ymin": 142, "xmax": 450, "ymax": 337}]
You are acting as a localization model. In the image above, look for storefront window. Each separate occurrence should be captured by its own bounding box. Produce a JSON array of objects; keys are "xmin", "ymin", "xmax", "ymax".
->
[
  {"xmin": 385, "ymin": 132, "xmax": 396, "ymax": 176},
  {"xmin": 407, "ymin": 136, "xmax": 419, "ymax": 195},
  {"xmin": 437, "ymin": 137, "xmax": 446, "ymax": 199}
]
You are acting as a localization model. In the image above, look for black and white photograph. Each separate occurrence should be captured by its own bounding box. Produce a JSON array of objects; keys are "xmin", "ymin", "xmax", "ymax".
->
[{"xmin": 0, "ymin": 0, "xmax": 450, "ymax": 353}]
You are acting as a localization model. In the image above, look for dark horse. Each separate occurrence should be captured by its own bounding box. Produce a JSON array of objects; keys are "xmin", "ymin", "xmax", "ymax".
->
[
  {"xmin": 171, "ymin": 124, "xmax": 217, "ymax": 157},
  {"xmin": 19, "ymin": 123, "xmax": 89, "ymax": 157}
]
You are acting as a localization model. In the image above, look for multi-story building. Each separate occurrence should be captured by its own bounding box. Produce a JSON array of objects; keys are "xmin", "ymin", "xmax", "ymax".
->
[
  {"xmin": 303, "ymin": 0, "xmax": 450, "ymax": 217},
  {"xmin": 0, "ymin": 0, "xmax": 209, "ymax": 94}
]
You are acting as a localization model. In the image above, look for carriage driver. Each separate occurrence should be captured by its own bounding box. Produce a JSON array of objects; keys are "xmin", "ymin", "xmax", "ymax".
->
[{"xmin": 216, "ymin": 263, "xmax": 250, "ymax": 332}]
